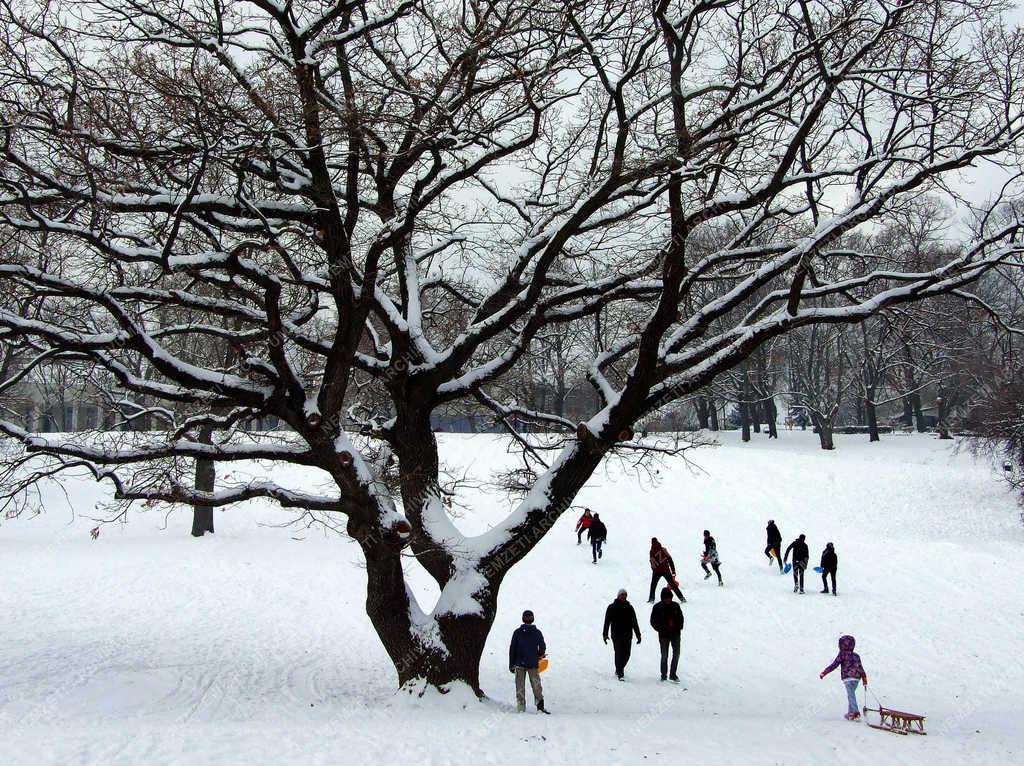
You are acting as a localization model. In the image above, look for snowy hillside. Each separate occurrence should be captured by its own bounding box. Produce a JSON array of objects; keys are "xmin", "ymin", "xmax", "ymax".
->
[{"xmin": 1, "ymin": 431, "xmax": 1021, "ymax": 765}]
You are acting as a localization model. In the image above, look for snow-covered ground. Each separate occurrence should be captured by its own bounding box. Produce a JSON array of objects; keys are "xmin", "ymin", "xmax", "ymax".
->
[{"xmin": 1, "ymin": 430, "xmax": 1021, "ymax": 765}]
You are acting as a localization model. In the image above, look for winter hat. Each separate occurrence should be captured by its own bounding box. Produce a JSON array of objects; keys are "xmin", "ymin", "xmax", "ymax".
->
[
  {"xmin": 617, "ymin": 588, "xmax": 627, "ymax": 598},
  {"xmin": 651, "ymin": 537, "xmax": 660, "ymax": 545},
  {"xmin": 703, "ymin": 530, "xmax": 710, "ymax": 536},
  {"xmin": 827, "ymin": 542, "xmax": 834, "ymax": 548},
  {"xmin": 522, "ymin": 610, "xmax": 534, "ymax": 623},
  {"xmin": 660, "ymin": 587, "xmax": 673, "ymax": 600}
]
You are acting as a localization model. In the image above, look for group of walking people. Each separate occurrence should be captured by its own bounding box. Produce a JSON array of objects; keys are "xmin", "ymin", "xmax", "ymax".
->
[
  {"xmin": 575, "ymin": 508, "xmax": 607, "ymax": 564},
  {"xmin": 602, "ymin": 585, "xmax": 685, "ymax": 683},
  {"xmin": 765, "ymin": 520, "xmax": 840, "ymax": 595},
  {"xmin": 507, "ymin": 511, "xmax": 854, "ymax": 716}
]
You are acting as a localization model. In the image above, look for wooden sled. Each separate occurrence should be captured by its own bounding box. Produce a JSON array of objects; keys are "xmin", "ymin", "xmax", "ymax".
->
[{"xmin": 863, "ymin": 705, "xmax": 926, "ymax": 735}]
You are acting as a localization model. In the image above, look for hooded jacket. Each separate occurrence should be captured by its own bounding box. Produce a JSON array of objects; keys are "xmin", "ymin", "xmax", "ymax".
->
[
  {"xmin": 766, "ymin": 521, "xmax": 782, "ymax": 549},
  {"xmin": 784, "ymin": 535, "xmax": 809, "ymax": 566},
  {"xmin": 575, "ymin": 511, "xmax": 593, "ymax": 531},
  {"xmin": 820, "ymin": 544, "xmax": 838, "ymax": 573},
  {"xmin": 588, "ymin": 518, "xmax": 607, "ymax": 541},
  {"xmin": 650, "ymin": 542, "xmax": 676, "ymax": 575},
  {"xmin": 821, "ymin": 635, "xmax": 866, "ymax": 681},
  {"xmin": 509, "ymin": 623, "xmax": 546, "ymax": 670},
  {"xmin": 650, "ymin": 598, "xmax": 684, "ymax": 636}
]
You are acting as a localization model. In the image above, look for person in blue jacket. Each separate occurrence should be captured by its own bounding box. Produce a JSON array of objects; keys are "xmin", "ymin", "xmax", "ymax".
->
[{"xmin": 509, "ymin": 609, "xmax": 548, "ymax": 713}]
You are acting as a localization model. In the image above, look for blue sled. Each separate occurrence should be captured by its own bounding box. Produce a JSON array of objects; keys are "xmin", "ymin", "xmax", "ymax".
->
[
  {"xmin": 783, "ymin": 562, "xmax": 792, "ymax": 574},
  {"xmin": 813, "ymin": 566, "xmax": 824, "ymax": 573}
]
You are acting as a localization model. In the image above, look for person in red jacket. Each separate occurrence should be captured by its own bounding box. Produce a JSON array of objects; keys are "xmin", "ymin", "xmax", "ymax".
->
[
  {"xmin": 819, "ymin": 634, "xmax": 868, "ymax": 720},
  {"xmin": 648, "ymin": 537, "xmax": 686, "ymax": 603},
  {"xmin": 575, "ymin": 508, "xmax": 593, "ymax": 545}
]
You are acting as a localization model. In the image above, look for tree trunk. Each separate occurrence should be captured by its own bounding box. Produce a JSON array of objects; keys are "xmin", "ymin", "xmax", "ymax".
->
[
  {"xmin": 854, "ymin": 395, "xmax": 865, "ymax": 426},
  {"xmin": 360, "ymin": 530, "xmax": 495, "ymax": 695},
  {"xmin": 912, "ymin": 392, "xmax": 926, "ymax": 433},
  {"xmin": 865, "ymin": 389, "xmax": 879, "ymax": 442},
  {"xmin": 708, "ymin": 397, "xmax": 720, "ymax": 431},
  {"xmin": 765, "ymin": 396, "xmax": 778, "ymax": 438},
  {"xmin": 936, "ymin": 395, "xmax": 952, "ymax": 439},
  {"xmin": 694, "ymin": 396, "xmax": 710, "ymax": 429},
  {"xmin": 810, "ymin": 412, "xmax": 835, "ymax": 450},
  {"xmin": 191, "ymin": 426, "xmax": 215, "ymax": 537},
  {"xmin": 740, "ymin": 375, "xmax": 751, "ymax": 441},
  {"xmin": 901, "ymin": 396, "xmax": 914, "ymax": 427}
]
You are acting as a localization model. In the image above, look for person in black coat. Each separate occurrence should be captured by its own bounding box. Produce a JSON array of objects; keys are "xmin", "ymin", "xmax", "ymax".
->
[
  {"xmin": 650, "ymin": 587, "xmax": 684, "ymax": 682},
  {"xmin": 603, "ymin": 588, "xmax": 642, "ymax": 680},
  {"xmin": 588, "ymin": 513, "xmax": 608, "ymax": 563},
  {"xmin": 509, "ymin": 609, "xmax": 547, "ymax": 713},
  {"xmin": 819, "ymin": 542, "xmax": 838, "ymax": 595},
  {"xmin": 765, "ymin": 520, "xmax": 783, "ymax": 573},
  {"xmin": 784, "ymin": 533, "xmax": 810, "ymax": 594},
  {"xmin": 700, "ymin": 530, "xmax": 723, "ymax": 586}
]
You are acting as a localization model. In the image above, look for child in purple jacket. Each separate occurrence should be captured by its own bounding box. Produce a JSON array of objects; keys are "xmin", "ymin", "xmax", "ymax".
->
[{"xmin": 819, "ymin": 634, "xmax": 868, "ymax": 720}]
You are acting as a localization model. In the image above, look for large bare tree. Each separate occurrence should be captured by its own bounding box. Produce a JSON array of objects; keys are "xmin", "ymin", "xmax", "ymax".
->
[{"xmin": 2, "ymin": 0, "xmax": 1024, "ymax": 695}]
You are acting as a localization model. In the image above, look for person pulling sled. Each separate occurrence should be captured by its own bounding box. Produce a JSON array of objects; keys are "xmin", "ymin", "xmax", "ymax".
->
[{"xmin": 819, "ymin": 634, "xmax": 867, "ymax": 720}]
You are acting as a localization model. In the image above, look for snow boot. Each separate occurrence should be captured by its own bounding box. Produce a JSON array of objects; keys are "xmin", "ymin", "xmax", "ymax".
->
[
  {"xmin": 704, "ymin": 572, "xmax": 712, "ymax": 580},
  {"xmin": 718, "ymin": 580, "xmax": 724, "ymax": 586},
  {"xmin": 820, "ymin": 589, "xmax": 829, "ymax": 594},
  {"xmin": 537, "ymin": 701, "xmax": 550, "ymax": 714}
]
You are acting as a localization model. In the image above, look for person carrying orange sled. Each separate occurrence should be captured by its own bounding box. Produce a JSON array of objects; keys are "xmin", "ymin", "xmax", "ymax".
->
[{"xmin": 765, "ymin": 520, "xmax": 783, "ymax": 573}]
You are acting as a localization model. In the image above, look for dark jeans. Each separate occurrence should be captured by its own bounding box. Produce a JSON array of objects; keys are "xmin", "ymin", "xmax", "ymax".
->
[
  {"xmin": 821, "ymin": 570, "xmax": 836, "ymax": 594},
  {"xmin": 792, "ymin": 561, "xmax": 806, "ymax": 591},
  {"xmin": 649, "ymin": 571, "xmax": 684, "ymax": 601},
  {"xmin": 766, "ymin": 544, "xmax": 783, "ymax": 570},
  {"xmin": 701, "ymin": 559, "xmax": 722, "ymax": 582},
  {"xmin": 577, "ymin": 526, "xmax": 586, "ymax": 543},
  {"xmin": 612, "ymin": 636, "xmax": 632, "ymax": 677},
  {"xmin": 658, "ymin": 633, "xmax": 680, "ymax": 679},
  {"xmin": 591, "ymin": 538, "xmax": 604, "ymax": 561}
]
